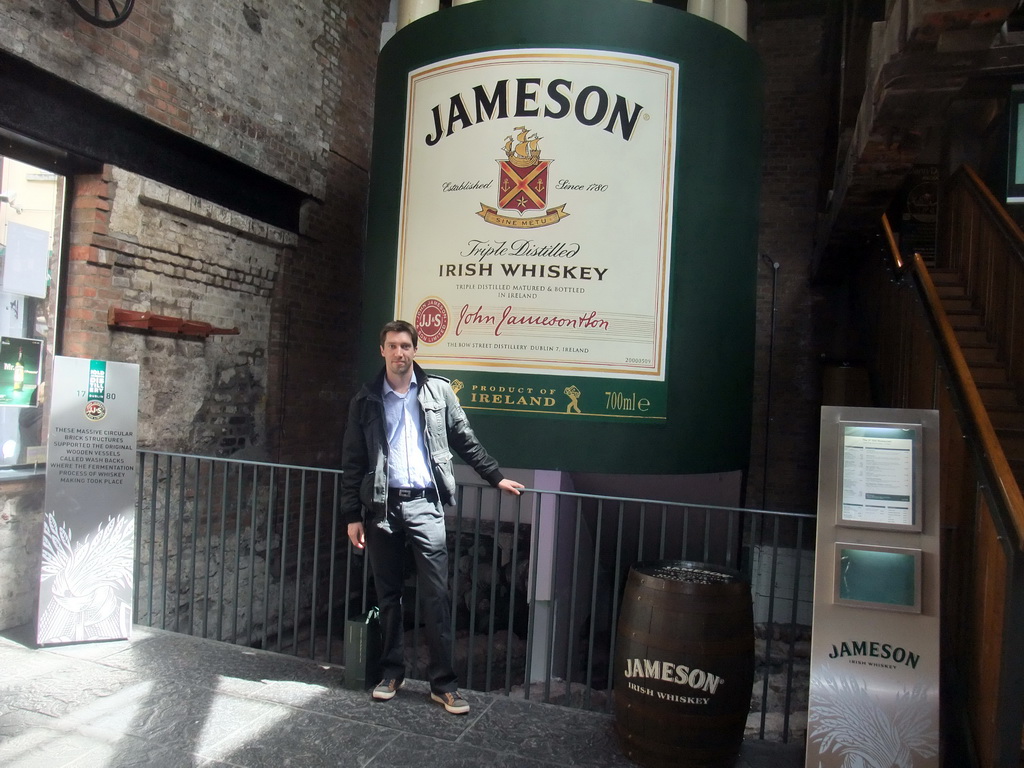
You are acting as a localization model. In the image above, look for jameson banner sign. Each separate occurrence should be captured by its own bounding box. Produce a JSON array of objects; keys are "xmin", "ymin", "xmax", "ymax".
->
[
  {"xmin": 397, "ymin": 49, "xmax": 678, "ymax": 420},
  {"xmin": 37, "ymin": 356, "xmax": 140, "ymax": 646}
]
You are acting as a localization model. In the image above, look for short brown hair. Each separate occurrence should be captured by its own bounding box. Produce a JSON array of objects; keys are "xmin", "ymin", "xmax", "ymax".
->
[{"xmin": 379, "ymin": 320, "xmax": 418, "ymax": 348}]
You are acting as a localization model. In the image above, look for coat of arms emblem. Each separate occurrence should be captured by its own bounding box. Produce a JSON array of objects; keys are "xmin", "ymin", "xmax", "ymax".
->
[{"xmin": 478, "ymin": 126, "xmax": 568, "ymax": 229}]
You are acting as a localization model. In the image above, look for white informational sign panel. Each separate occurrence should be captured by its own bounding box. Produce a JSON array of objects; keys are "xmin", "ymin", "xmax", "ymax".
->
[
  {"xmin": 398, "ymin": 49, "xmax": 678, "ymax": 381},
  {"xmin": 3, "ymin": 222, "xmax": 49, "ymax": 298},
  {"xmin": 839, "ymin": 424, "xmax": 921, "ymax": 530},
  {"xmin": 36, "ymin": 356, "xmax": 140, "ymax": 645},
  {"xmin": 806, "ymin": 406, "xmax": 940, "ymax": 768}
]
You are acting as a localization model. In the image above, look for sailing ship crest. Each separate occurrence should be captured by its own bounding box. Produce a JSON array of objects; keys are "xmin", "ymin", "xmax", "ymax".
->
[
  {"xmin": 504, "ymin": 127, "xmax": 544, "ymax": 170},
  {"xmin": 478, "ymin": 126, "xmax": 568, "ymax": 229}
]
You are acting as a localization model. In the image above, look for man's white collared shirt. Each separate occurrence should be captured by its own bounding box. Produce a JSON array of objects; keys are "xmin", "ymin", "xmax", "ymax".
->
[{"xmin": 383, "ymin": 379, "xmax": 433, "ymax": 489}]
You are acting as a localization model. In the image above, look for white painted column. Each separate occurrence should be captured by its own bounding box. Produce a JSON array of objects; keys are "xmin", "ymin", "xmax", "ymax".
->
[
  {"xmin": 714, "ymin": 0, "xmax": 747, "ymax": 40},
  {"xmin": 397, "ymin": 0, "xmax": 439, "ymax": 30},
  {"xmin": 452, "ymin": 0, "xmax": 482, "ymax": 5},
  {"xmin": 688, "ymin": 0, "xmax": 715, "ymax": 20},
  {"xmin": 529, "ymin": 470, "xmax": 564, "ymax": 683}
]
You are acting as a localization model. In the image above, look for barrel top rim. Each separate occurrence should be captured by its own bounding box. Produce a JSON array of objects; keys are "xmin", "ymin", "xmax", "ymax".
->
[{"xmin": 631, "ymin": 560, "xmax": 746, "ymax": 583}]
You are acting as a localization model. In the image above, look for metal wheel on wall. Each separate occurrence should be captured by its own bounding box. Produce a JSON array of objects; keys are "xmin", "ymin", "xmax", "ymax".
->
[{"xmin": 65, "ymin": 0, "xmax": 135, "ymax": 28}]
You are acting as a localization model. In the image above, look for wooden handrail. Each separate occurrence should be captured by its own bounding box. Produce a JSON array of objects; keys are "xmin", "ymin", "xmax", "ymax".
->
[
  {"xmin": 880, "ymin": 213, "xmax": 905, "ymax": 272},
  {"xmin": 907, "ymin": 250, "xmax": 1024, "ymax": 546}
]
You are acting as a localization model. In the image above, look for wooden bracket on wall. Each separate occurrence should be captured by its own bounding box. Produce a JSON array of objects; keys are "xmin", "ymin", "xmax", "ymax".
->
[{"xmin": 107, "ymin": 307, "xmax": 240, "ymax": 338}]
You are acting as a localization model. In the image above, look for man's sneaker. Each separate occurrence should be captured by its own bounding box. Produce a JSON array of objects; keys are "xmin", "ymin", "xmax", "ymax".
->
[
  {"xmin": 372, "ymin": 678, "xmax": 404, "ymax": 701},
  {"xmin": 430, "ymin": 690, "xmax": 470, "ymax": 715}
]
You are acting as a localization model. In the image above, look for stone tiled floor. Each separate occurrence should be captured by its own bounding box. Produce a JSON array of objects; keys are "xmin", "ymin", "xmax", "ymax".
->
[{"xmin": 0, "ymin": 624, "xmax": 805, "ymax": 767}]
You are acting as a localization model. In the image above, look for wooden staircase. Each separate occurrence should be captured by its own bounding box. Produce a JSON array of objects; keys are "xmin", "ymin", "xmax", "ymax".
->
[{"xmin": 931, "ymin": 267, "xmax": 1024, "ymax": 484}]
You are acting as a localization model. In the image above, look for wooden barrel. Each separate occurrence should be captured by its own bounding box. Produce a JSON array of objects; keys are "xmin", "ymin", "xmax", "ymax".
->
[{"xmin": 613, "ymin": 560, "xmax": 754, "ymax": 768}]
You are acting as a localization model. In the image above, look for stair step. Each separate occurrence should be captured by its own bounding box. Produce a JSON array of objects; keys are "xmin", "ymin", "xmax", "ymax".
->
[
  {"xmin": 980, "ymin": 385, "xmax": 1022, "ymax": 409},
  {"xmin": 958, "ymin": 344, "xmax": 999, "ymax": 364},
  {"xmin": 998, "ymin": 428, "xmax": 1024, "ymax": 457},
  {"xmin": 1004, "ymin": 467, "xmax": 1024, "ymax": 497},
  {"xmin": 941, "ymin": 297, "xmax": 975, "ymax": 312},
  {"xmin": 947, "ymin": 313, "xmax": 984, "ymax": 330},
  {"xmin": 935, "ymin": 285, "xmax": 969, "ymax": 300},
  {"xmin": 955, "ymin": 328, "xmax": 992, "ymax": 346},
  {"xmin": 988, "ymin": 407, "xmax": 1024, "ymax": 430},
  {"xmin": 929, "ymin": 268, "xmax": 963, "ymax": 284},
  {"xmin": 1006, "ymin": 458, "xmax": 1024, "ymax": 491},
  {"xmin": 961, "ymin": 345, "xmax": 1001, "ymax": 366},
  {"xmin": 972, "ymin": 366, "xmax": 1011, "ymax": 385}
]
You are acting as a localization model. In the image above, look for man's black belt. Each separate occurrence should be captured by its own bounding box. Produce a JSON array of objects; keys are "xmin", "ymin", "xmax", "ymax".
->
[{"xmin": 388, "ymin": 487, "xmax": 437, "ymax": 501}]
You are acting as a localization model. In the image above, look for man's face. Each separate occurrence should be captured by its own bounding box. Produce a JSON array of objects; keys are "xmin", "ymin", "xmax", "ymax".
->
[{"xmin": 380, "ymin": 330, "xmax": 417, "ymax": 377}]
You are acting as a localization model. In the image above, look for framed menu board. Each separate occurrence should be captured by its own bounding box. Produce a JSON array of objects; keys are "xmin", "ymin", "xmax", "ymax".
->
[{"xmin": 838, "ymin": 423, "xmax": 922, "ymax": 531}]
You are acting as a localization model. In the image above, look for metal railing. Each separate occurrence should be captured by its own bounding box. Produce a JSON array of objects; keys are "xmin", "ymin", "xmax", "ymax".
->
[{"xmin": 133, "ymin": 449, "xmax": 814, "ymax": 742}]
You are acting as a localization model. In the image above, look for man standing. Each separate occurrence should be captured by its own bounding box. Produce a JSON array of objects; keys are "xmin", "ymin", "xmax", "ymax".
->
[{"xmin": 341, "ymin": 320, "xmax": 524, "ymax": 714}]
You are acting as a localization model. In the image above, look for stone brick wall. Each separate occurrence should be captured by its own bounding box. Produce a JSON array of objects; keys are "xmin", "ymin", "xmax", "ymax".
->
[
  {"xmin": 746, "ymin": 12, "xmax": 840, "ymax": 515},
  {"xmin": 0, "ymin": 0, "xmax": 388, "ymax": 466},
  {"xmin": 0, "ymin": 0, "xmax": 388, "ymax": 630},
  {"xmin": 0, "ymin": 477, "xmax": 44, "ymax": 629},
  {"xmin": 64, "ymin": 165, "xmax": 294, "ymax": 455},
  {"xmin": 2, "ymin": 0, "xmax": 333, "ymax": 196}
]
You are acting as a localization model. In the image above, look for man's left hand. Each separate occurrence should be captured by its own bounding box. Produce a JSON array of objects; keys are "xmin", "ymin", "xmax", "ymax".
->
[{"xmin": 498, "ymin": 478, "xmax": 525, "ymax": 495}]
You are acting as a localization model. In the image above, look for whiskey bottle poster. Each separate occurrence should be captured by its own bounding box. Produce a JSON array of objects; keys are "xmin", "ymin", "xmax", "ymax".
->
[
  {"xmin": 0, "ymin": 336, "xmax": 43, "ymax": 407},
  {"xmin": 36, "ymin": 356, "xmax": 140, "ymax": 646},
  {"xmin": 363, "ymin": 0, "xmax": 763, "ymax": 473}
]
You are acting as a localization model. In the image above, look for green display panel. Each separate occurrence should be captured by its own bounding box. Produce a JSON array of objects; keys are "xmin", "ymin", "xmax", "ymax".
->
[
  {"xmin": 361, "ymin": 0, "xmax": 762, "ymax": 474},
  {"xmin": 835, "ymin": 544, "xmax": 922, "ymax": 613}
]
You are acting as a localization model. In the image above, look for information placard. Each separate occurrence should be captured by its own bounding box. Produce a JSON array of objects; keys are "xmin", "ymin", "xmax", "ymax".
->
[
  {"xmin": 838, "ymin": 423, "xmax": 922, "ymax": 531},
  {"xmin": 808, "ymin": 407, "xmax": 939, "ymax": 768},
  {"xmin": 36, "ymin": 357, "xmax": 140, "ymax": 645}
]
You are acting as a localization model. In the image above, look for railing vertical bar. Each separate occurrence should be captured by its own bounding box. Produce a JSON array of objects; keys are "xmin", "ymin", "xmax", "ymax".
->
[
  {"xmin": 543, "ymin": 491, "xmax": 561, "ymax": 703},
  {"xmin": 276, "ymin": 469, "xmax": 291, "ymax": 653},
  {"xmin": 504, "ymin": 491, "xmax": 523, "ymax": 695},
  {"xmin": 658, "ymin": 504, "xmax": 668, "ymax": 559},
  {"xmin": 187, "ymin": 457, "xmax": 202, "ymax": 636},
  {"xmin": 292, "ymin": 470, "xmax": 308, "ymax": 655},
  {"xmin": 450, "ymin": 485, "xmax": 466, "ymax": 681},
  {"xmin": 202, "ymin": 460, "xmax": 215, "ymax": 639},
  {"xmin": 702, "ymin": 506, "xmax": 712, "ymax": 562},
  {"xmin": 485, "ymin": 487, "xmax": 502, "ymax": 693},
  {"xmin": 782, "ymin": 517, "xmax": 805, "ymax": 744},
  {"xmin": 584, "ymin": 500, "xmax": 604, "ymax": 709},
  {"xmin": 523, "ymin": 491, "xmax": 543, "ymax": 701},
  {"xmin": 247, "ymin": 465, "xmax": 259, "ymax": 650},
  {"xmin": 231, "ymin": 463, "xmax": 243, "ymax": 644},
  {"xmin": 681, "ymin": 504, "xmax": 690, "ymax": 561},
  {"xmin": 325, "ymin": 474, "xmax": 341, "ymax": 664},
  {"xmin": 261, "ymin": 467, "xmax": 276, "ymax": 651},
  {"xmin": 725, "ymin": 507, "xmax": 737, "ymax": 570},
  {"xmin": 160, "ymin": 453, "xmax": 172, "ymax": 630},
  {"xmin": 563, "ymin": 496, "xmax": 584, "ymax": 704},
  {"xmin": 637, "ymin": 503, "xmax": 646, "ymax": 562},
  {"xmin": 758, "ymin": 516, "xmax": 782, "ymax": 739},
  {"xmin": 467, "ymin": 485, "xmax": 485, "ymax": 690},
  {"xmin": 309, "ymin": 472, "xmax": 324, "ymax": 660},
  {"xmin": 135, "ymin": 451, "xmax": 148, "ymax": 626},
  {"xmin": 173, "ymin": 455, "xmax": 186, "ymax": 635},
  {"xmin": 216, "ymin": 461, "xmax": 229, "ymax": 642},
  {"xmin": 605, "ymin": 500, "xmax": 626, "ymax": 714}
]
